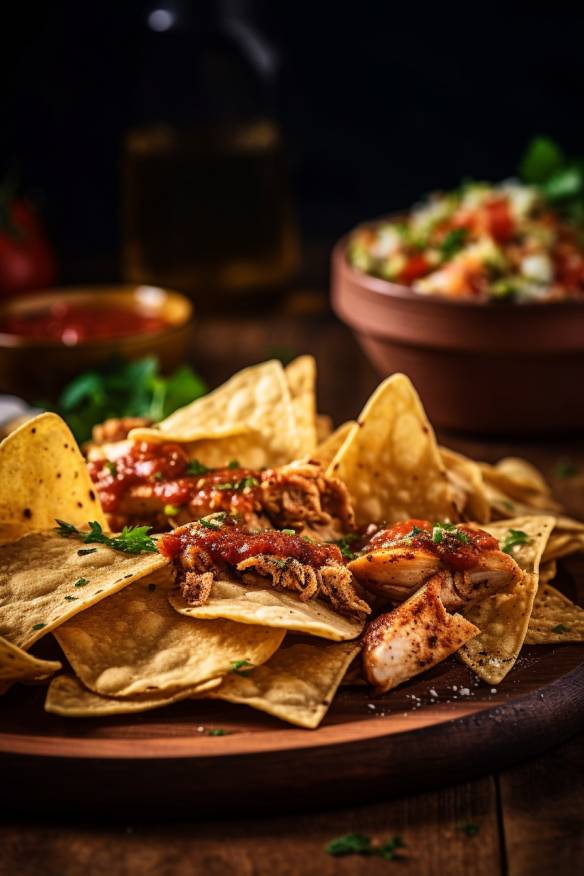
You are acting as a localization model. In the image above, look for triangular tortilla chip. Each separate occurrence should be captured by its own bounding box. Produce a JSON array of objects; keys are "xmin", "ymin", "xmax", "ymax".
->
[
  {"xmin": 362, "ymin": 576, "xmax": 479, "ymax": 693},
  {"xmin": 458, "ymin": 516, "xmax": 555, "ymax": 684},
  {"xmin": 315, "ymin": 413, "xmax": 334, "ymax": 443},
  {"xmin": 525, "ymin": 584, "xmax": 584, "ymax": 644},
  {"xmin": 0, "ymin": 532, "xmax": 167, "ymax": 650},
  {"xmin": 45, "ymin": 674, "xmax": 220, "ymax": 717},
  {"xmin": 311, "ymin": 421, "xmax": 355, "ymax": 469},
  {"xmin": 208, "ymin": 639, "xmax": 361, "ymax": 729},
  {"xmin": 0, "ymin": 413, "xmax": 106, "ymax": 543},
  {"xmin": 169, "ymin": 579, "xmax": 364, "ymax": 642},
  {"xmin": 440, "ymin": 446, "xmax": 490, "ymax": 523},
  {"xmin": 129, "ymin": 360, "xmax": 300, "ymax": 466},
  {"xmin": 327, "ymin": 374, "xmax": 457, "ymax": 525},
  {"xmin": 55, "ymin": 568, "xmax": 284, "ymax": 697},
  {"xmin": 0, "ymin": 635, "xmax": 61, "ymax": 687},
  {"xmin": 285, "ymin": 356, "xmax": 318, "ymax": 458}
]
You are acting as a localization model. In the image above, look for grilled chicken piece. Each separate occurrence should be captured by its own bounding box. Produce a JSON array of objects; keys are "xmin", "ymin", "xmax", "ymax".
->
[
  {"xmin": 349, "ymin": 520, "xmax": 522, "ymax": 609},
  {"xmin": 237, "ymin": 554, "xmax": 371, "ymax": 617},
  {"xmin": 180, "ymin": 570, "xmax": 214, "ymax": 606},
  {"xmin": 362, "ymin": 573, "xmax": 480, "ymax": 693},
  {"xmin": 91, "ymin": 417, "xmax": 153, "ymax": 446}
]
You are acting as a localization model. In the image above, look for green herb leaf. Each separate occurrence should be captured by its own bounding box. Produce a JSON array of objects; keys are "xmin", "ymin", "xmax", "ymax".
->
[
  {"xmin": 216, "ymin": 476, "xmax": 260, "ymax": 492},
  {"xmin": 228, "ymin": 459, "xmax": 240, "ymax": 469},
  {"xmin": 440, "ymin": 227, "xmax": 468, "ymax": 259},
  {"xmin": 325, "ymin": 834, "xmax": 373, "ymax": 856},
  {"xmin": 163, "ymin": 504, "xmax": 181, "ymax": 517},
  {"xmin": 32, "ymin": 623, "xmax": 46, "ymax": 631},
  {"xmin": 377, "ymin": 836, "xmax": 405, "ymax": 860},
  {"xmin": 457, "ymin": 822, "xmax": 480, "ymax": 837},
  {"xmin": 520, "ymin": 136, "xmax": 565, "ymax": 184},
  {"xmin": 55, "ymin": 520, "xmax": 157, "ymax": 555},
  {"xmin": 186, "ymin": 459, "xmax": 210, "ymax": 476},
  {"xmin": 230, "ymin": 659, "xmax": 254, "ymax": 676},
  {"xmin": 74, "ymin": 578, "xmax": 89, "ymax": 588},
  {"xmin": 105, "ymin": 461, "xmax": 117, "ymax": 476},
  {"xmin": 153, "ymin": 471, "xmax": 164, "ymax": 482},
  {"xmin": 281, "ymin": 529, "xmax": 296, "ymax": 536},
  {"xmin": 501, "ymin": 529, "xmax": 529, "ymax": 554},
  {"xmin": 208, "ymin": 728, "xmax": 227, "ymax": 736},
  {"xmin": 199, "ymin": 513, "xmax": 227, "ymax": 531},
  {"xmin": 554, "ymin": 460, "xmax": 579, "ymax": 479},
  {"xmin": 543, "ymin": 166, "xmax": 583, "ymax": 202},
  {"xmin": 432, "ymin": 522, "xmax": 470, "ymax": 544},
  {"xmin": 552, "ymin": 623, "xmax": 570, "ymax": 634},
  {"xmin": 331, "ymin": 533, "xmax": 360, "ymax": 561}
]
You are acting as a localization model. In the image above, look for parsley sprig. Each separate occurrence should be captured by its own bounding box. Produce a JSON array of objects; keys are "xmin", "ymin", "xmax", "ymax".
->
[
  {"xmin": 216, "ymin": 476, "xmax": 260, "ymax": 492},
  {"xmin": 55, "ymin": 520, "xmax": 157, "ymax": 554},
  {"xmin": 199, "ymin": 512, "xmax": 228, "ymax": 531},
  {"xmin": 331, "ymin": 533, "xmax": 360, "ymax": 560},
  {"xmin": 432, "ymin": 522, "xmax": 470, "ymax": 545},
  {"xmin": 501, "ymin": 529, "xmax": 529, "ymax": 554},
  {"xmin": 325, "ymin": 833, "xmax": 405, "ymax": 860},
  {"xmin": 230, "ymin": 659, "xmax": 254, "ymax": 676},
  {"xmin": 186, "ymin": 459, "xmax": 210, "ymax": 476}
]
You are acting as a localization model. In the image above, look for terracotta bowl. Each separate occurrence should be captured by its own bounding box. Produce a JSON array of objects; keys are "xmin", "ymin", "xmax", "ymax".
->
[
  {"xmin": 0, "ymin": 285, "xmax": 193, "ymax": 401},
  {"xmin": 331, "ymin": 234, "xmax": 584, "ymax": 435}
]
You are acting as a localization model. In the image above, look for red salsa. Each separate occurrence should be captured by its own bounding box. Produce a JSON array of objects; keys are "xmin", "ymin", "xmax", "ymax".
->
[
  {"xmin": 1, "ymin": 302, "xmax": 169, "ymax": 345},
  {"xmin": 365, "ymin": 519, "xmax": 499, "ymax": 572},
  {"xmin": 160, "ymin": 519, "xmax": 343, "ymax": 569},
  {"xmin": 88, "ymin": 442, "xmax": 263, "ymax": 517}
]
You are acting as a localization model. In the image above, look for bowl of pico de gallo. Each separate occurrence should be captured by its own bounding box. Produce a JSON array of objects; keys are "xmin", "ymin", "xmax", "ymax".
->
[{"xmin": 332, "ymin": 138, "xmax": 584, "ymax": 435}]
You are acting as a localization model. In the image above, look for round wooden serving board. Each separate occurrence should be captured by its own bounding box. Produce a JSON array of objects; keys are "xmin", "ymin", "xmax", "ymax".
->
[{"xmin": 1, "ymin": 639, "xmax": 583, "ymax": 817}]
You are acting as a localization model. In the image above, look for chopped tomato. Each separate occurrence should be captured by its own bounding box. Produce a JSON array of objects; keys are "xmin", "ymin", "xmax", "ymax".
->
[
  {"xmin": 398, "ymin": 253, "xmax": 430, "ymax": 284},
  {"xmin": 482, "ymin": 198, "xmax": 515, "ymax": 242}
]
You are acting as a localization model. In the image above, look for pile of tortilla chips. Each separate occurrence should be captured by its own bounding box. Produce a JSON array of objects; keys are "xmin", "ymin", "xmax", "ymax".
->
[{"xmin": 1, "ymin": 357, "xmax": 583, "ymax": 729}]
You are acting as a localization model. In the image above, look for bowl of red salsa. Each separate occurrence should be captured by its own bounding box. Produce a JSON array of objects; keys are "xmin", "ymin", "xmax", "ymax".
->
[{"xmin": 0, "ymin": 285, "xmax": 193, "ymax": 399}]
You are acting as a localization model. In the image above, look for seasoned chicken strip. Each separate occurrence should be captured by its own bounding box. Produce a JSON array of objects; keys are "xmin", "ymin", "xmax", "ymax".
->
[{"xmin": 349, "ymin": 519, "xmax": 521, "ymax": 608}]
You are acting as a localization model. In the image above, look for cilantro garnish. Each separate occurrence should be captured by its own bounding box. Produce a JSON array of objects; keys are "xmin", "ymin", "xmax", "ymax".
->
[
  {"xmin": 281, "ymin": 528, "xmax": 296, "ymax": 536},
  {"xmin": 501, "ymin": 529, "xmax": 529, "ymax": 554},
  {"xmin": 440, "ymin": 227, "xmax": 468, "ymax": 260},
  {"xmin": 74, "ymin": 578, "xmax": 89, "ymax": 588},
  {"xmin": 199, "ymin": 513, "xmax": 227, "ymax": 531},
  {"xmin": 56, "ymin": 519, "xmax": 157, "ymax": 554},
  {"xmin": 457, "ymin": 822, "xmax": 480, "ymax": 837},
  {"xmin": 228, "ymin": 459, "xmax": 240, "ymax": 469},
  {"xmin": 432, "ymin": 522, "xmax": 470, "ymax": 545},
  {"xmin": 153, "ymin": 471, "xmax": 164, "ymax": 482},
  {"xmin": 216, "ymin": 476, "xmax": 259, "ymax": 492},
  {"xmin": 186, "ymin": 459, "xmax": 210, "ymax": 476},
  {"xmin": 325, "ymin": 833, "xmax": 405, "ymax": 860},
  {"xmin": 105, "ymin": 461, "xmax": 117, "ymax": 477},
  {"xmin": 208, "ymin": 728, "xmax": 227, "ymax": 736},
  {"xmin": 32, "ymin": 623, "xmax": 46, "ymax": 631},
  {"xmin": 554, "ymin": 460, "xmax": 579, "ymax": 479},
  {"xmin": 331, "ymin": 533, "xmax": 360, "ymax": 560},
  {"xmin": 552, "ymin": 623, "xmax": 570, "ymax": 634},
  {"xmin": 230, "ymin": 659, "xmax": 254, "ymax": 676}
]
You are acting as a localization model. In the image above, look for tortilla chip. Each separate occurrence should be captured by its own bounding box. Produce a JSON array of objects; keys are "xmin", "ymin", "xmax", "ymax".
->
[
  {"xmin": 327, "ymin": 374, "xmax": 457, "ymax": 525},
  {"xmin": 525, "ymin": 584, "xmax": 584, "ymax": 644},
  {"xmin": 362, "ymin": 577, "xmax": 479, "ymax": 693},
  {"xmin": 169, "ymin": 579, "xmax": 364, "ymax": 642},
  {"xmin": 481, "ymin": 461, "xmax": 561, "ymax": 517},
  {"xmin": 208, "ymin": 640, "xmax": 361, "ymax": 729},
  {"xmin": 0, "ymin": 532, "xmax": 167, "ymax": 650},
  {"xmin": 315, "ymin": 413, "xmax": 334, "ymax": 443},
  {"xmin": 0, "ymin": 635, "xmax": 61, "ymax": 687},
  {"xmin": 440, "ymin": 447, "xmax": 490, "ymax": 524},
  {"xmin": 45, "ymin": 674, "xmax": 221, "ymax": 717},
  {"xmin": 493, "ymin": 457, "xmax": 552, "ymax": 496},
  {"xmin": 311, "ymin": 421, "xmax": 355, "ymax": 469},
  {"xmin": 55, "ymin": 568, "xmax": 284, "ymax": 697},
  {"xmin": 458, "ymin": 516, "xmax": 555, "ymax": 684},
  {"xmin": 285, "ymin": 356, "xmax": 318, "ymax": 457},
  {"xmin": 542, "ymin": 519, "xmax": 584, "ymax": 563},
  {"xmin": 129, "ymin": 360, "xmax": 300, "ymax": 466},
  {"xmin": 539, "ymin": 561, "xmax": 557, "ymax": 584},
  {"xmin": 0, "ymin": 413, "xmax": 106, "ymax": 544}
]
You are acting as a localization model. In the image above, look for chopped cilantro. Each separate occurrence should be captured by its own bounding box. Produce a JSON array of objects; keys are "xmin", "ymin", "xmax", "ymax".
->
[
  {"xmin": 153, "ymin": 471, "xmax": 164, "ymax": 482},
  {"xmin": 228, "ymin": 459, "xmax": 240, "ymax": 469},
  {"xmin": 554, "ymin": 460, "xmax": 579, "ymax": 479},
  {"xmin": 163, "ymin": 504, "xmax": 181, "ymax": 517},
  {"xmin": 552, "ymin": 623, "xmax": 570, "ymax": 634},
  {"xmin": 281, "ymin": 528, "xmax": 296, "ymax": 536},
  {"xmin": 457, "ymin": 822, "xmax": 480, "ymax": 837},
  {"xmin": 440, "ymin": 227, "xmax": 468, "ymax": 259},
  {"xmin": 199, "ymin": 513, "xmax": 227, "ymax": 531},
  {"xmin": 74, "ymin": 578, "xmax": 89, "ymax": 588},
  {"xmin": 325, "ymin": 833, "xmax": 404, "ymax": 860},
  {"xmin": 56, "ymin": 519, "xmax": 157, "ymax": 554},
  {"xmin": 105, "ymin": 461, "xmax": 117, "ymax": 476},
  {"xmin": 208, "ymin": 728, "xmax": 227, "ymax": 736},
  {"xmin": 32, "ymin": 623, "xmax": 46, "ymax": 631},
  {"xmin": 432, "ymin": 522, "xmax": 470, "ymax": 545},
  {"xmin": 230, "ymin": 659, "xmax": 254, "ymax": 676},
  {"xmin": 331, "ymin": 533, "xmax": 360, "ymax": 560},
  {"xmin": 77, "ymin": 548, "xmax": 97, "ymax": 557},
  {"xmin": 501, "ymin": 529, "xmax": 529, "ymax": 554},
  {"xmin": 216, "ymin": 476, "xmax": 260, "ymax": 492},
  {"xmin": 502, "ymin": 499, "xmax": 515, "ymax": 511},
  {"xmin": 186, "ymin": 459, "xmax": 210, "ymax": 476}
]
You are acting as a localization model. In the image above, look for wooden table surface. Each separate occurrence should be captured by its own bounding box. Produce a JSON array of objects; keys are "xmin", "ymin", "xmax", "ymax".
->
[{"xmin": 1, "ymin": 311, "xmax": 583, "ymax": 876}]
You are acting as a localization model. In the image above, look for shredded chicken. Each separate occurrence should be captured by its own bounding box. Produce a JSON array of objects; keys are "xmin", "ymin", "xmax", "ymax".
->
[
  {"xmin": 91, "ymin": 417, "xmax": 153, "ymax": 446},
  {"xmin": 180, "ymin": 571, "xmax": 214, "ymax": 606},
  {"xmin": 236, "ymin": 554, "xmax": 370, "ymax": 617}
]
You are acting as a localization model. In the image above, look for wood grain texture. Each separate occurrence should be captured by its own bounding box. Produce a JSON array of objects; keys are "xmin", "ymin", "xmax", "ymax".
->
[{"xmin": 0, "ymin": 776, "xmax": 501, "ymax": 876}]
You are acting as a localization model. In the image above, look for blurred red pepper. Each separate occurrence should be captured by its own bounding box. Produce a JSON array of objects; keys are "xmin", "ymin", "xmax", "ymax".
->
[{"xmin": 0, "ymin": 176, "xmax": 58, "ymax": 296}]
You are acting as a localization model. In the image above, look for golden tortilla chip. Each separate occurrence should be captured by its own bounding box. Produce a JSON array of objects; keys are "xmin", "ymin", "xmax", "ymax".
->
[
  {"xmin": 129, "ymin": 360, "xmax": 300, "ymax": 466},
  {"xmin": 525, "ymin": 584, "xmax": 584, "ymax": 644},
  {"xmin": 208, "ymin": 639, "xmax": 361, "ymax": 729},
  {"xmin": 0, "ymin": 413, "xmax": 106, "ymax": 544},
  {"xmin": 458, "ymin": 516, "xmax": 555, "ymax": 684},
  {"xmin": 539, "ymin": 561, "xmax": 557, "ymax": 584},
  {"xmin": 362, "ymin": 576, "xmax": 479, "ymax": 693},
  {"xmin": 55, "ymin": 568, "xmax": 284, "ymax": 698},
  {"xmin": 0, "ymin": 532, "xmax": 167, "ymax": 650},
  {"xmin": 541, "ymin": 519, "xmax": 584, "ymax": 563},
  {"xmin": 480, "ymin": 461, "xmax": 561, "ymax": 518},
  {"xmin": 327, "ymin": 374, "xmax": 457, "ymax": 525},
  {"xmin": 493, "ymin": 457, "xmax": 552, "ymax": 495},
  {"xmin": 169, "ymin": 579, "xmax": 364, "ymax": 642},
  {"xmin": 0, "ymin": 635, "xmax": 61, "ymax": 688},
  {"xmin": 45, "ymin": 674, "xmax": 220, "ymax": 717},
  {"xmin": 440, "ymin": 447, "xmax": 490, "ymax": 523},
  {"xmin": 285, "ymin": 356, "xmax": 318, "ymax": 457},
  {"xmin": 311, "ymin": 421, "xmax": 355, "ymax": 469},
  {"xmin": 315, "ymin": 413, "xmax": 334, "ymax": 443}
]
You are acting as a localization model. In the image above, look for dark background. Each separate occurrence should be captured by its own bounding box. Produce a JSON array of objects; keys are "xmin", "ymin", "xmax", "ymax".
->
[{"xmin": 3, "ymin": 0, "xmax": 584, "ymax": 280}]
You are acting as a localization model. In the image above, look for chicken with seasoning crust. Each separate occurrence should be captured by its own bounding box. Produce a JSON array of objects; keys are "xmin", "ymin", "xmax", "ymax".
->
[{"xmin": 159, "ymin": 515, "xmax": 371, "ymax": 619}]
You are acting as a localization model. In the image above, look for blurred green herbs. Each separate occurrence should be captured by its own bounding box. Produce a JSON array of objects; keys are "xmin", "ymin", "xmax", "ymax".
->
[
  {"xmin": 520, "ymin": 136, "xmax": 584, "ymax": 225},
  {"xmin": 51, "ymin": 357, "xmax": 206, "ymax": 444}
]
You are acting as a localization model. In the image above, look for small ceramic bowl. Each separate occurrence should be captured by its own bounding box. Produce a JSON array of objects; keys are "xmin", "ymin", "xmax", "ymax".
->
[
  {"xmin": 331, "ymin": 233, "xmax": 584, "ymax": 435},
  {"xmin": 0, "ymin": 285, "xmax": 193, "ymax": 401}
]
